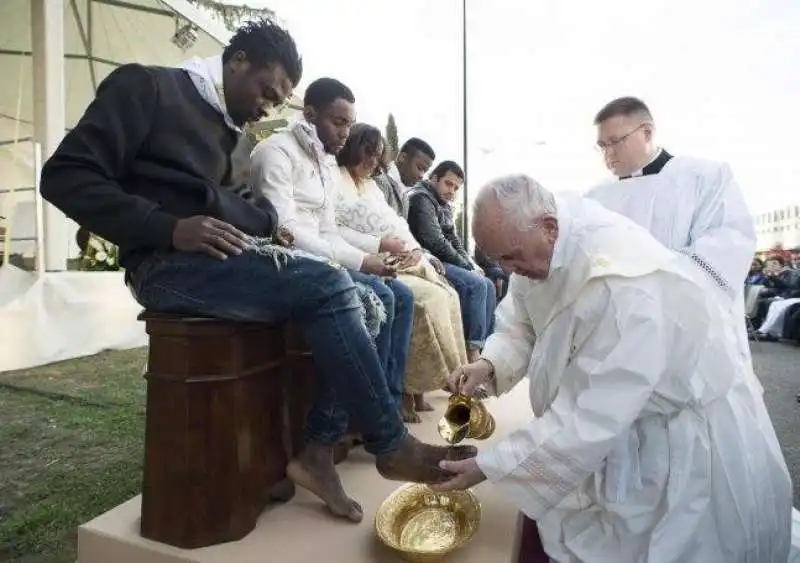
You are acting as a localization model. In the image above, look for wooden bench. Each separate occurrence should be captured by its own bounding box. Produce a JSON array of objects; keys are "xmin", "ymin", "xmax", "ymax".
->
[{"xmin": 138, "ymin": 312, "xmax": 318, "ymax": 549}]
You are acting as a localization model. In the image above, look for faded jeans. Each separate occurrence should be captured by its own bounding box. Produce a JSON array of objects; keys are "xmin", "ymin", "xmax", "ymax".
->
[
  {"xmin": 347, "ymin": 270, "xmax": 414, "ymax": 409},
  {"xmin": 443, "ymin": 263, "xmax": 496, "ymax": 349},
  {"xmin": 128, "ymin": 250, "xmax": 408, "ymax": 456}
]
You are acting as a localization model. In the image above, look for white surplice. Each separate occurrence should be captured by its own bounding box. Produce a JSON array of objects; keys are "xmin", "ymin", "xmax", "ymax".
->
[
  {"xmin": 476, "ymin": 196, "xmax": 791, "ymax": 563},
  {"xmin": 585, "ymin": 155, "xmax": 757, "ymax": 374},
  {"xmin": 585, "ymin": 155, "xmax": 755, "ymax": 298}
]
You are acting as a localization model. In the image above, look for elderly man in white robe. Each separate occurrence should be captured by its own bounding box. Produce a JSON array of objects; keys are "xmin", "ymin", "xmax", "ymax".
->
[
  {"xmin": 585, "ymin": 96, "xmax": 757, "ymax": 371},
  {"xmin": 435, "ymin": 174, "xmax": 791, "ymax": 563}
]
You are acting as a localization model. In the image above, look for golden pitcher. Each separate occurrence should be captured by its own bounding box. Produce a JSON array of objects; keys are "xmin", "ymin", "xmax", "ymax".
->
[{"xmin": 437, "ymin": 394, "xmax": 496, "ymax": 445}]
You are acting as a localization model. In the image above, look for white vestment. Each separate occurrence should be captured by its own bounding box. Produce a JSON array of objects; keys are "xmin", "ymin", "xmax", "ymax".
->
[
  {"xmin": 585, "ymin": 155, "xmax": 757, "ymax": 377},
  {"xmin": 476, "ymin": 197, "xmax": 791, "ymax": 563}
]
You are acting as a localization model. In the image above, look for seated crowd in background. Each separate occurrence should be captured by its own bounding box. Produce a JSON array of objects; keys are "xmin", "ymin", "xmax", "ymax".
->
[{"xmin": 747, "ymin": 252, "xmax": 800, "ymax": 342}]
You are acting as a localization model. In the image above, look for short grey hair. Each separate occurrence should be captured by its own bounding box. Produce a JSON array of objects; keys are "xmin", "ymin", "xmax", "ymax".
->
[{"xmin": 473, "ymin": 174, "xmax": 557, "ymax": 231}]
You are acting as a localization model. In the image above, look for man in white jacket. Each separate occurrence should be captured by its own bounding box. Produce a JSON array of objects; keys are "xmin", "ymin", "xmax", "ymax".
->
[
  {"xmin": 435, "ymin": 174, "xmax": 791, "ymax": 563},
  {"xmin": 250, "ymin": 78, "xmax": 417, "ymax": 522}
]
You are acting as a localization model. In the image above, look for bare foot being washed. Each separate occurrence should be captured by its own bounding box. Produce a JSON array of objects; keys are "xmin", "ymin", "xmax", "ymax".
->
[
  {"xmin": 287, "ymin": 443, "xmax": 363, "ymax": 523},
  {"xmin": 376, "ymin": 434, "xmax": 477, "ymax": 483},
  {"xmin": 413, "ymin": 393, "xmax": 434, "ymax": 412}
]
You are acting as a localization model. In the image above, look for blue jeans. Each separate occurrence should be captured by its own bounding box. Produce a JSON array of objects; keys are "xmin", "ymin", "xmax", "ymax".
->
[
  {"xmin": 347, "ymin": 271, "xmax": 413, "ymax": 409},
  {"xmin": 443, "ymin": 263, "xmax": 496, "ymax": 349},
  {"xmin": 484, "ymin": 265, "xmax": 509, "ymax": 301},
  {"xmin": 129, "ymin": 250, "xmax": 408, "ymax": 456}
]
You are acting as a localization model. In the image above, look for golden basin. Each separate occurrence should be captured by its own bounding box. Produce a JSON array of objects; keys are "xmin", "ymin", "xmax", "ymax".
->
[{"xmin": 375, "ymin": 483, "xmax": 481, "ymax": 562}]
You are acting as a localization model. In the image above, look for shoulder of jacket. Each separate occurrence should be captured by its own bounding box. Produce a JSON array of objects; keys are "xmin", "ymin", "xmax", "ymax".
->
[
  {"xmin": 408, "ymin": 187, "xmax": 433, "ymax": 202},
  {"xmin": 252, "ymin": 131, "xmax": 299, "ymax": 160}
]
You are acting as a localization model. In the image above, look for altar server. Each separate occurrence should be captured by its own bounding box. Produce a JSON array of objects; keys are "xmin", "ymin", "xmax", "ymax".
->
[{"xmin": 585, "ymin": 96, "xmax": 757, "ymax": 369}]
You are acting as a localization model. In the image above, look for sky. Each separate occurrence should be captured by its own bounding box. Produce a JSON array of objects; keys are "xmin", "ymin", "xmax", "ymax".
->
[{"xmin": 228, "ymin": 0, "xmax": 800, "ymax": 215}]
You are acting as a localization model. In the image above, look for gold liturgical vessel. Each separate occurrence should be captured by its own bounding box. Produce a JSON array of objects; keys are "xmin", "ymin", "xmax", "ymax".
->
[
  {"xmin": 437, "ymin": 393, "xmax": 496, "ymax": 444},
  {"xmin": 374, "ymin": 392, "xmax": 493, "ymax": 560},
  {"xmin": 374, "ymin": 483, "xmax": 482, "ymax": 562}
]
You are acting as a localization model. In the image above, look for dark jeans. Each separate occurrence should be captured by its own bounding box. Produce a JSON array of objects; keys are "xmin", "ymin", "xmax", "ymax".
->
[
  {"xmin": 443, "ymin": 263, "xmax": 496, "ymax": 349},
  {"xmin": 129, "ymin": 250, "xmax": 408, "ymax": 456},
  {"xmin": 347, "ymin": 271, "xmax": 414, "ymax": 408},
  {"xmin": 484, "ymin": 265, "xmax": 509, "ymax": 301}
]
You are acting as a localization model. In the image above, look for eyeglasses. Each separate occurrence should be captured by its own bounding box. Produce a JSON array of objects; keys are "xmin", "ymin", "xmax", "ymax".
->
[{"xmin": 595, "ymin": 123, "xmax": 648, "ymax": 152}]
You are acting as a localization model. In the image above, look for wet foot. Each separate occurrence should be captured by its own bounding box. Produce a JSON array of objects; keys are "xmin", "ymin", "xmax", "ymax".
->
[
  {"xmin": 375, "ymin": 434, "xmax": 477, "ymax": 484},
  {"xmin": 413, "ymin": 393, "xmax": 434, "ymax": 412},
  {"xmin": 287, "ymin": 443, "xmax": 363, "ymax": 522}
]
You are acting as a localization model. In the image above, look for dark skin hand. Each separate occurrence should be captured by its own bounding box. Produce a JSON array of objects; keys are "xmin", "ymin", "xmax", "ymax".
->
[
  {"xmin": 362, "ymin": 254, "xmax": 397, "ymax": 277},
  {"xmin": 172, "ymin": 216, "xmax": 249, "ymax": 260},
  {"xmin": 428, "ymin": 255, "xmax": 446, "ymax": 276},
  {"xmin": 397, "ymin": 248, "xmax": 423, "ymax": 269},
  {"xmin": 276, "ymin": 226, "xmax": 294, "ymax": 248}
]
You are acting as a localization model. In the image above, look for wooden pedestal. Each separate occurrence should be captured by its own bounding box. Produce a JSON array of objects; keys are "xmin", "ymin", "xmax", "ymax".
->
[{"xmin": 139, "ymin": 313, "xmax": 294, "ymax": 549}]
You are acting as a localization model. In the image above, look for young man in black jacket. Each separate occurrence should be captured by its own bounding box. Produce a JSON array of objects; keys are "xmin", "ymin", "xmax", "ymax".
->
[
  {"xmin": 406, "ymin": 161, "xmax": 496, "ymax": 362},
  {"xmin": 39, "ymin": 19, "xmax": 474, "ymax": 523}
]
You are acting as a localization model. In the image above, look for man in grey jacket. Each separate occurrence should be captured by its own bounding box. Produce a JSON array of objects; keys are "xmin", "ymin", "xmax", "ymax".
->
[{"xmin": 406, "ymin": 161, "xmax": 496, "ymax": 362}]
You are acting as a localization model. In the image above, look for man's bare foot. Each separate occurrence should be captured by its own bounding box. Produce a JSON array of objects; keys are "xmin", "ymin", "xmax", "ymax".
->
[
  {"xmin": 375, "ymin": 434, "xmax": 477, "ymax": 484},
  {"xmin": 413, "ymin": 393, "xmax": 434, "ymax": 411},
  {"xmin": 286, "ymin": 443, "xmax": 363, "ymax": 522}
]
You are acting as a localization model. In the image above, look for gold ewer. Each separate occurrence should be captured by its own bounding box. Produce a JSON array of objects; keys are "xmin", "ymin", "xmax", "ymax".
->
[{"xmin": 437, "ymin": 394, "xmax": 496, "ymax": 445}]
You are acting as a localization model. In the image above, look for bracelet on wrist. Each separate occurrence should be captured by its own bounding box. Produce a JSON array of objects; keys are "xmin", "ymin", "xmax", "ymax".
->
[{"xmin": 479, "ymin": 357, "xmax": 496, "ymax": 380}]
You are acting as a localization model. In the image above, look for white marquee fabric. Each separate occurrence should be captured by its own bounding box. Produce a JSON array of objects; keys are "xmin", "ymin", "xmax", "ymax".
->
[
  {"xmin": 0, "ymin": 0, "xmax": 230, "ymax": 257},
  {"xmin": 0, "ymin": 265, "xmax": 147, "ymax": 372},
  {"xmin": 0, "ymin": 0, "xmax": 306, "ymax": 374},
  {"xmin": 0, "ymin": 0, "xmax": 225, "ymax": 372}
]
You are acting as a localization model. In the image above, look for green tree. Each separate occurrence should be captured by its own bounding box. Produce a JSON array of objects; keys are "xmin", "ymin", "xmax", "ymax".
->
[
  {"xmin": 385, "ymin": 113, "xmax": 399, "ymax": 160},
  {"xmin": 187, "ymin": 0, "xmax": 276, "ymax": 32}
]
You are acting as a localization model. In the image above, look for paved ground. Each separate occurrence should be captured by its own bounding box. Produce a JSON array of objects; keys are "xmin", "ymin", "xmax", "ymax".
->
[{"xmin": 751, "ymin": 340, "xmax": 800, "ymax": 507}]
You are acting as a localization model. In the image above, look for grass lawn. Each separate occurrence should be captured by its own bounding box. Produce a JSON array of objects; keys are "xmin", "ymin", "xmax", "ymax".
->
[{"xmin": 0, "ymin": 348, "xmax": 148, "ymax": 563}]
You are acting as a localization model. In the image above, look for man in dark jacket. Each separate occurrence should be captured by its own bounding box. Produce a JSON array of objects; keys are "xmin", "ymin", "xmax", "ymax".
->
[
  {"xmin": 38, "ymin": 19, "xmax": 474, "ymax": 524},
  {"xmin": 475, "ymin": 245, "xmax": 508, "ymax": 301},
  {"xmin": 406, "ymin": 160, "xmax": 496, "ymax": 362}
]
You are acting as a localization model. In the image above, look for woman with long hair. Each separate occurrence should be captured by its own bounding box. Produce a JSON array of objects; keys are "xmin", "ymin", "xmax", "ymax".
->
[{"xmin": 334, "ymin": 123, "xmax": 468, "ymax": 421}]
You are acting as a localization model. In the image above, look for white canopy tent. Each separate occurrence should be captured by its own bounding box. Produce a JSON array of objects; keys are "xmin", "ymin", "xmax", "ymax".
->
[
  {"xmin": 0, "ymin": 0, "xmax": 232, "ymax": 373},
  {"xmin": 0, "ymin": 0, "xmax": 303, "ymax": 373},
  {"xmin": 0, "ymin": 0, "xmax": 231, "ymax": 267}
]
